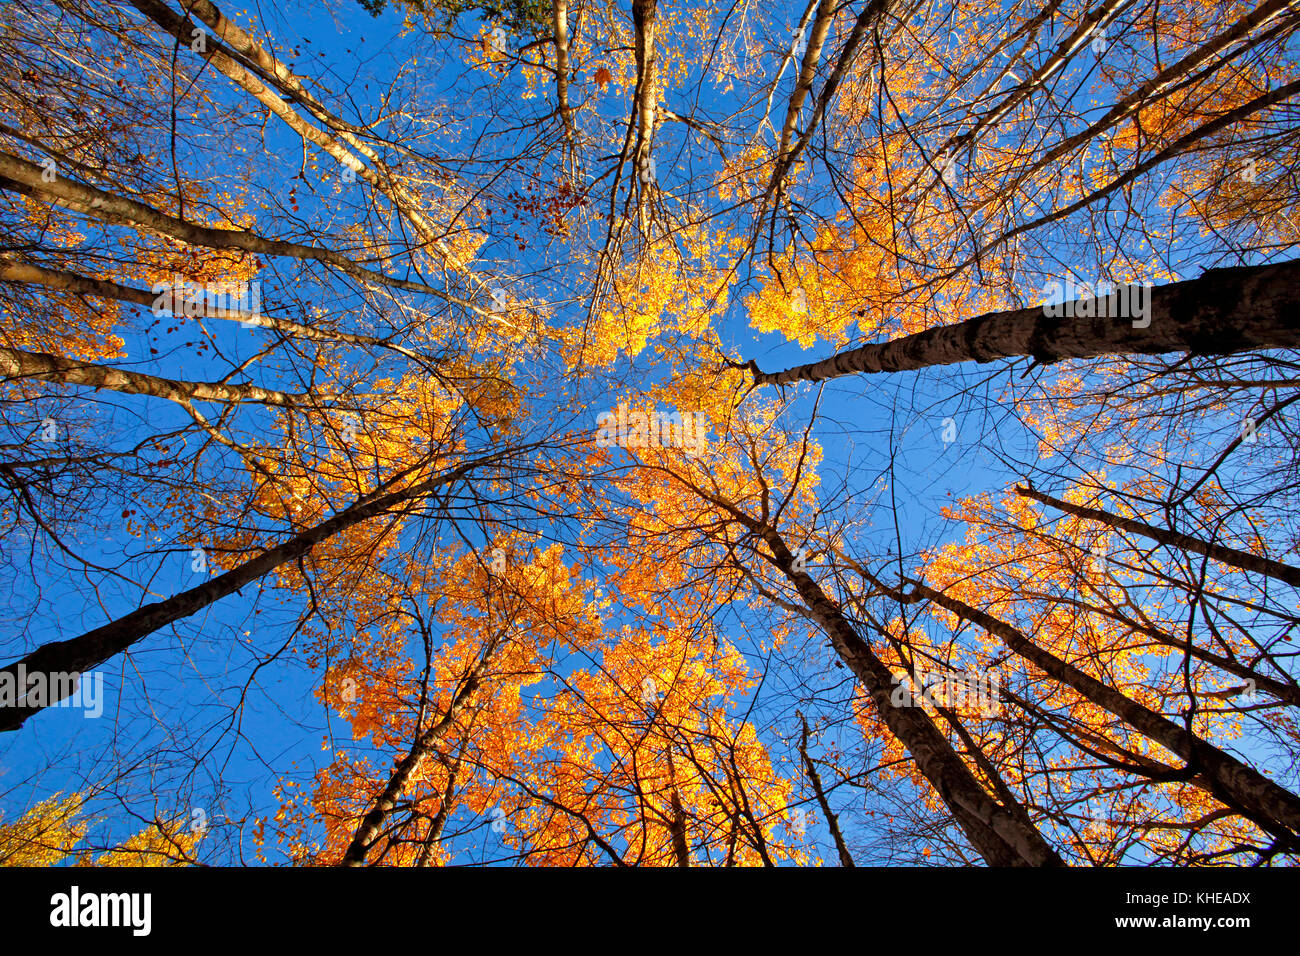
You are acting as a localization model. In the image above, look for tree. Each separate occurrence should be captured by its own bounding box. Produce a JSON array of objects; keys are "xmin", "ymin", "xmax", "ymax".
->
[
  {"xmin": 2, "ymin": 0, "xmax": 1299, "ymax": 869},
  {"xmin": 0, "ymin": 792, "xmax": 200, "ymax": 866}
]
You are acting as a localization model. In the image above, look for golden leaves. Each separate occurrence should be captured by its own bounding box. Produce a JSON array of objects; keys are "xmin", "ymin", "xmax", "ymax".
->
[{"xmin": 0, "ymin": 792, "xmax": 200, "ymax": 866}]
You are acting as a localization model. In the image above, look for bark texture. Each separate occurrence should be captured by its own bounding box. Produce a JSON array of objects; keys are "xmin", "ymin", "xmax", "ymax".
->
[
  {"xmin": 746, "ymin": 258, "xmax": 1300, "ymax": 386},
  {"xmin": 0, "ymin": 343, "xmax": 305, "ymax": 407}
]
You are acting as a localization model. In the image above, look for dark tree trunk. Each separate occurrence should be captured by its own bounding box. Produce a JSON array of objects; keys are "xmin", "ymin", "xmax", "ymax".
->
[
  {"xmin": 745, "ymin": 259, "xmax": 1300, "ymax": 386},
  {"xmin": 0, "ymin": 461, "xmax": 479, "ymax": 732},
  {"xmin": 904, "ymin": 580, "xmax": 1300, "ymax": 845},
  {"xmin": 750, "ymin": 523, "xmax": 1064, "ymax": 865},
  {"xmin": 1015, "ymin": 483, "xmax": 1300, "ymax": 588}
]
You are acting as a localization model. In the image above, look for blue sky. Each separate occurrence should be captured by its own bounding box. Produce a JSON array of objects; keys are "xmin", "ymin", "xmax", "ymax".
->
[{"xmin": 1, "ymin": 0, "xmax": 1295, "ymax": 866}]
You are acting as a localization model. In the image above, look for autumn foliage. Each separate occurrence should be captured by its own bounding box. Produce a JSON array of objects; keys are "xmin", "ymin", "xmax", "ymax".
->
[{"xmin": 0, "ymin": 0, "xmax": 1298, "ymax": 868}]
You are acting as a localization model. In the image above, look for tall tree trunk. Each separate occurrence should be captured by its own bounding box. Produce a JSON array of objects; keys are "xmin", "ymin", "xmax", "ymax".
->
[
  {"xmin": 553, "ymin": 1, "xmax": 575, "ymax": 145},
  {"xmin": 1015, "ymin": 483, "xmax": 1300, "ymax": 588},
  {"xmin": 415, "ymin": 754, "xmax": 461, "ymax": 867},
  {"xmin": 683, "ymin": 485, "xmax": 1067, "ymax": 865},
  {"xmin": 765, "ymin": 527, "xmax": 1063, "ymax": 864},
  {"xmin": 668, "ymin": 792, "xmax": 691, "ymax": 867},
  {"xmin": 630, "ymin": 0, "xmax": 660, "ymax": 234},
  {"xmin": 775, "ymin": 0, "xmax": 836, "ymax": 167},
  {"xmin": 903, "ymin": 579, "xmax": 1300, "ymax": 845},
  {"xmin": 0, "ymin": 149, "xmax": 447, "ymax": 299},
  {"xmin": 126, "ymin": 0, "xmax": 490, "ymax": 303},
  {"xmin": 752, "ymin": 0, "xmax": 888, "ymax": 240},
  {"xmin": 0, "ymin": 258, "xmax": 429, "ymax": 360},
  {"xmin": 0, "ymin": 343, "xmax": 306, "ymax": 407},
  {"xmin": 743, "ymin": 258, "xmax": 1300, "ymax": 386},
  {"xmin": 0, "ymin": 458, "xmax": 486, "ymax": 732},
  {"xmin": 340, "ymin": 642, "xmax": 499, "ymax": 866}
]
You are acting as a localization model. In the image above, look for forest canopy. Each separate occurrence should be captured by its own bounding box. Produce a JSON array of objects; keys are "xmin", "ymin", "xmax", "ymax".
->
[{"xmin": 0, "ymin": 0, "xmax": 1299, "ymax": 868}]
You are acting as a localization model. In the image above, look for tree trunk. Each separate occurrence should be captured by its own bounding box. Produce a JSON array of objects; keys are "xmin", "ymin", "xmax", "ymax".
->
[
  {"xmin": 1000, "ymin": 584, "xmax": 1300, "ymax": 707},
  {"xmin": 0, "ymin": 258, "xmax": 428, "ymax": 359},
  {"xmin": 0, "ymin": 148, "xmax": 445, "ymax": 299},
  {"xmin": 631, "ymin": 0, "xmax": 660, "ymax": 225},
  {"xmin": 905, "ymin": 579, "xmax": 1300, "ymax": 844},
  {"xmin": 745, "ymin": 258, "xmax": 1300, "ymax": 386},
  {"xmin": 0, "ymin": 459, "xmax": 480, "ymax": 732},
  {"xmin": 1015, "ymin": 483, "xmax": 1300, "ymax": 588},
  {"xmin": 553, "ymin": 1, "xmax": 575, "ymax": 144},
  {"xmin": 0, "ymin": 343, "xmax": 306, "ymax": 408},
  {"xmin": 340, "ymin": 647, "xmax": 496, "ymax": 866},
  {"xmin": 745, "ymin": 521, "xmax": 1064, "ymax": 865}
]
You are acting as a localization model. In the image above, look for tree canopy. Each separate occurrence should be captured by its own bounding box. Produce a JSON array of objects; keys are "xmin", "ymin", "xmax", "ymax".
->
[{"xmin": 1, "ymin": 0, "xmax": 1299, "ymax": 867}]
